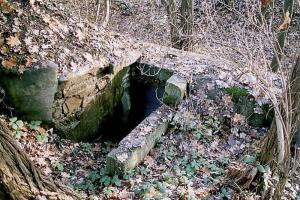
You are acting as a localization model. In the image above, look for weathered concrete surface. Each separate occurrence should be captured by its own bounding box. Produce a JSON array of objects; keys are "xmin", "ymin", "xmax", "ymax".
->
[
  {"xmin": 0, "ymin": 62, "xmax": 58, "ymax": 121},
  {"xmin": 134, "ymin": 63, "xmax": 173, "ymax": 82},
  {"xmin": 106, "ymin": 106, "xmax": 173, "ymax": 175},
  {"xmin": 52, "ymin": 50, "xmax": 141, "ymax": 140},
  {"xmin": 163, "ymin": 74, "xmax": 187, "ymax": 106},
  {"xmin": 62, "ymin": 67, "xmax": 130, "ymax": 141},
  {"xmin": 137, "ymin": 42, "xmax": 236, "ymax": 78}
]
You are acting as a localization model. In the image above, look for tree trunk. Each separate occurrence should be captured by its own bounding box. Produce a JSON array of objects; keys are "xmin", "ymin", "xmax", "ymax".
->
[
  {"xmin": 164, "ymin": 0, "xmax": 181, "ymax": 49},
  {"xmin": 291, "ymin": 57, "xmax": 300, "ymax": 171},
  {"xmin": 261, "ymin": 56, "xmax": 300, "ymax": 199},
  {"xmin": 270, "ymin": 0, "xmax": 294, "ymax": 72},
  {"xmin": 180, "ymin": 0, "xmax": 194, "ymax": 51},
  {"xmin": 229, "ymin": 56, "xmax": 300, "ymax": 199},
  {"xmin": 0, "ymin": 120, "xmax": 79, "ymax": 200},
  {"xmin": 256, "ymin": 0, "xmax": 273, "ymax": 25},
  {"xmin": 95, "ymin": 0, "xmax": 110, "ymax": 27},
  {"xmin": 102, "ymin": 0, "xmax": 111, "ymax": 27}
]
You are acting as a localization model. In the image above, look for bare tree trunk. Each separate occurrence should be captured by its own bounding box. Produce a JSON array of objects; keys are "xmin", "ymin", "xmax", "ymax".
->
[
  {"xmin": 180, "ymin": 0, "xmax": 194, "ymax": 51},
  {"xmin": 102, "ymin": 0, "xmax": 111, "ymax": 27},
  {"xmin": 164, "ymin": 0, "xmax": 181, "ymax": 49},
  {"xmin": 96, "ymin": 0, "xmax": 111, "ymax": 27},
  {"xmin": 164, "ymin": 0, "xmax": 194, "ymax": 50},
  {"xmin": 0, "ymin": 120, "xmax": 79, "ymax": 200},
  {"xmin": 259, "ymin": 0, "xmax": 273, "ymax": 24},
  {"xmin": 229, "ymin": 56, "xmax": 300, "ymax": 199},
  {"xmin": 261, "ymin": 56, "xmax": 300, "ymax": 199},
  {"xmin": 291, "ymin": 57, "xmax": 300, "ymax": 171},
  {"xmin": 270, "ymin": 0, "xmax": 294, "ymax": 72}
]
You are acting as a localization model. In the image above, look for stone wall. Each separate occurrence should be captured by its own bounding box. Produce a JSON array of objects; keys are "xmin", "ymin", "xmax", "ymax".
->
[
  {"xmin": 52, "ymin": 50, "xmax": 141, "ymax": 141},
  {"xmin": 0, "ymin": 50, "xmax": 141, "ymax": 141},
  {"xmin": 53, "ymin": 67, "xmax": 131, "ymax": 141}
]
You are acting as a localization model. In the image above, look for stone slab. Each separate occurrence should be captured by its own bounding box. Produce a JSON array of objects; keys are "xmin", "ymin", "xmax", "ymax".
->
[{"xmin": 106, "ymin": 106, "xmax": 173, "ymax": 175}]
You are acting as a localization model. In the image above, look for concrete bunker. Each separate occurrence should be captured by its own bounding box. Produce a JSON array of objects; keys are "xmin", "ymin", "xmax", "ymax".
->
[{"xmin": 0, "ymin": 60, "xmax": 189, "ymax": 175}]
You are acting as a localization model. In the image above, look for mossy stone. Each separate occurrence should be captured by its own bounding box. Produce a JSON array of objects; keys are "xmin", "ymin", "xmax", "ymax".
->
[
  {"xmin": 65, "ymin": 67, "xmax": 131, "ymax": 141},
  {"xmin": 0, "ymin": 64, "xmax": 58, "ymax": 122}
]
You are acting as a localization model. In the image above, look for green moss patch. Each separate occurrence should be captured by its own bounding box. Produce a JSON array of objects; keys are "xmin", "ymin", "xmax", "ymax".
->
[{"xmin": 225, "ymin": 86, "xmax": 273, "ymax": 127}]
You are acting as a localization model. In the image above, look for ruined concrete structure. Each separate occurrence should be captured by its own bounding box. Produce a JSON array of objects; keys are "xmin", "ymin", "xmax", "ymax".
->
[{"xmin": 1, "ymin": 42, "xmax": 235, "ymax": 174}]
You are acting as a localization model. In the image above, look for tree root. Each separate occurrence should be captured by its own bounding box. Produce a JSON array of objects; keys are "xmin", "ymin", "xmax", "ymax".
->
[{"xmin": 0, "ymin": 120, "xmax": 79, "ymax": 200}]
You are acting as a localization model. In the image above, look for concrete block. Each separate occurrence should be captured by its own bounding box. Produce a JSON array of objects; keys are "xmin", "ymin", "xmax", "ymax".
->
[
  {"xmin": 163, "ymin": 74, "xmax": 187, "ymax": 106},
  {"xmin": 0, "ymin": 61, "xmax": 58, "ymax": 121}
]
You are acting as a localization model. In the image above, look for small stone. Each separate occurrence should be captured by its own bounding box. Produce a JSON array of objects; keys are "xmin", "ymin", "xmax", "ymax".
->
[
  {"xmin": 47, "ymin": 61, "xmax": 58, "ymax": 69},
  {"xmin": 58, "ymin": 73, "xmax": 68, "ymax": 83}
]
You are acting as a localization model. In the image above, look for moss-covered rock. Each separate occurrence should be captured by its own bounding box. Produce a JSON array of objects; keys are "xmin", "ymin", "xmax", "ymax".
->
[{"xmin": 0, "ymin": 62, "xmax": 58, "ymax": 122}]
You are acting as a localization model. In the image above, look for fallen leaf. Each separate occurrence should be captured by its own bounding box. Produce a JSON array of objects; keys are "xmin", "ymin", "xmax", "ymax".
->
[
  {"xmin": 83, "ymin": 53, "xmax": 93, "ymax": 62},
  {"xmin": 2, "ymin": 57, "xmax": 17, "ymax": 68},
  {"xmin": 233, "ymin": 113, "xmax": 244, "ymax": 123},
  {"xmin": 18, "ymin": 65, "xmax": 26, "ymax": 73},
  {"xmin": 279, "ymin": 11, "xmax": 291, "ymax": 31},
  {"xmin": 6, "ymin": 35, "xmax": 21, "ymax": 47},
  {"xmin": 143, "ymin": 155, "xmax": 154, "ymax": 167},
  {"xmin": 25, "ymin": 57, "xmax": 33, "ymax": 66},
  {"xmin": 1, "ymin": 46, "xmax": 9, "ymax": 55},
  {"xmin": 261, "ymin": 0, "xmax": 272, "ymax": 7},
  {"xmin": 0, "ymin": 37, "xmax": 4, "ymax": 46},
  {"xmin": 28, "ymin": 45, "xmax": 39, "ymax": 53},
  {"xmin": 75, "ymin": 30, "xmax": 85, "ymax": 41},
  {"xmin": 1, "ymin": 2, "xmax": 15, "ymax": 14},
  {"xmin": 223, "ymin": 95, "xmax": 232, "ymax": 106},
  {"xmin": 42, "ymin": 14, "xmax": 51, "ymax": 24}
]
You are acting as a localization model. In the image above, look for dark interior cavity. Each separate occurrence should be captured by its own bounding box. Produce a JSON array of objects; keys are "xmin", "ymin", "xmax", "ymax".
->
[{"xmin": 97, "ymin": 69, "xmax": 165, "ymax": 143}]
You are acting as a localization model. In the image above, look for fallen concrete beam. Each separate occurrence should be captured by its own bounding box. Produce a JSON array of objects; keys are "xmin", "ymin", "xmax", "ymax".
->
[{"xmin": 106, "ymin": 106, "xmax": 172, "ymax": 175}]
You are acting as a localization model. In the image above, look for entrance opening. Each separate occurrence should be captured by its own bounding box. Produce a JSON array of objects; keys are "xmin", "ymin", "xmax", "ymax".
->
[{"xmin": 97, "ymin": 68, "xmax": 165, "ymax": 142}]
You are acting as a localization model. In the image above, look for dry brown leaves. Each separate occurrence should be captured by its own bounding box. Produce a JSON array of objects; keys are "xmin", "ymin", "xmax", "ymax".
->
[
  {"xmin": 0, "ymin": 0, "xmax": 15, "ymax": 14},
  {"xmin": 279, "ymin": 11, "xmax": 291, "ymax": 31},
  {"xmin": 260, "ymin": 0, "xmax": 272, "ymax": 7},
  {"xmin": 1, "ymin": 57, "xmax": 17, "ymax": 69},
  {"xmin": 6, "ymin": 34, "xmax": 21, "ymax": 47}
]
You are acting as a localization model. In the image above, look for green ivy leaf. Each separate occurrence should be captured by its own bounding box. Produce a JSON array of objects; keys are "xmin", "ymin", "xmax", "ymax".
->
[
  {"xmin": 15, "ymin": 130, "xmax": 25, "ymax": 138},
  {"xmin": 112, "ymin": 175, "xmax": 121, "ymax": 186},
  {"xmin": 15, "ymin": 120, "xmax": 24, "ymax": 128},
  {"xmin": 52, "ymin": 162, "xmax": 64, "ymax": 171},
  {"xmin": 29, "ymin": 121, "xmax": 42, "ymax": 130},
  {"xmin": 12, "ymin": 123, "xmax": 18, "ymax": 130},
  {"xmin": 9, "ymin": 117, "xmax": 17, "ymax": 123},
  {"xmin": 36, "ymin": 133, "xmax": 48, "ymax": 142},
  {"xmin": 101, "ymin": 176, "xmax": 111, "ymax": 186},
  {"xmin": 257, "ymin": 165, "xmax": 266, "ymax": 173},
  {"xmin": 244, "ymin": 155, "xmax": 256, "ymax": 164}
]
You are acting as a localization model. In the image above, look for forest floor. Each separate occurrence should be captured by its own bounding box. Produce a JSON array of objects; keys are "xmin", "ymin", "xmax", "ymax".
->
[{"xmin": 1, "ymin": 0, "xmax": 300, "ymax": 199}]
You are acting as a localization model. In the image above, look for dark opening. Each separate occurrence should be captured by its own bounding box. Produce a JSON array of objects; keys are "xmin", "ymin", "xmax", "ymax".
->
[{"xmin": 98, "ymin": 72, "xmax": 165, "ymax": 142}]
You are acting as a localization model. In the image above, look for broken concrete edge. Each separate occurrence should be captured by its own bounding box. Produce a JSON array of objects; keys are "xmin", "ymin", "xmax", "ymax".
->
[
  {"xmin": 106, "ymin": 105, "xmax": 173, "ymax": 175},
  {"xmin": 163, "ymin": 74, "xmax": 188, "ymax": 106},
  {"xmin": 133, "ymin": 63, "xmax": 174, "ymax": 82},
  {"xmin": 111, "ymin": 50, "xmax": 142, "ymax": 79}
]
